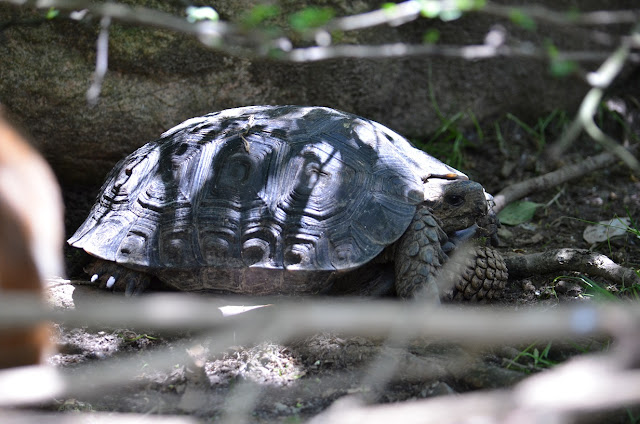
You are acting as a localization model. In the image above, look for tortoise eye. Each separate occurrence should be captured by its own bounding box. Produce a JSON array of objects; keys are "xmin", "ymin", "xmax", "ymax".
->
[{"xmin": 446, "ymin": 194, "xmax": 465, "ymax": 207}]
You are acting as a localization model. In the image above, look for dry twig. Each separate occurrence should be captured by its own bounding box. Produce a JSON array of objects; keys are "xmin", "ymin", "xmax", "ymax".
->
[{"xmin": 492, "ymin": 150, "xmax": 626, "ymax": 213}]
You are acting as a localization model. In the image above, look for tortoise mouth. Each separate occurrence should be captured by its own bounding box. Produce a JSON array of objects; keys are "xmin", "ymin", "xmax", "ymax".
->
[
  {"xmin": 443, "ymin": 219, "xmax": 499, "ymax": 252},
  {"xmin": 449, "ymin": 224, "xmax": 479, "ymax": 242}
]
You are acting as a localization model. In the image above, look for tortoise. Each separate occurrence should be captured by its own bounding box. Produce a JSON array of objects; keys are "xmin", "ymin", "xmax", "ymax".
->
[{"xmin": 69, "ymin": 105, "xmax": 507, "ymax": 300}]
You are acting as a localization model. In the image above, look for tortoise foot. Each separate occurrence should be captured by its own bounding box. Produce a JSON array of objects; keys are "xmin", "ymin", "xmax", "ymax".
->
[{"xmin": 84, "ymin": 260, "xmax": 150, "ymax": 296}]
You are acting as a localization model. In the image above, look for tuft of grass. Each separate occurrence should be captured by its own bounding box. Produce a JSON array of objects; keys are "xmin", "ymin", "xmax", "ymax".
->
[
  {"xmin": 623, "ymin": 208, "xmax": 640, "ymax": 238},
  {"xmin": 416, "ymin": 67, "xmax": 483, "ymax": 169},
  {"xmin": 415, "ymin": 111, "xmax": 474, "ymax": 169},
  {"xmin": 618, "ymin": 277, "xmax": 640, "ymax": 301},
  {"xmin": 118, "ymin": 332, "xmax": 159, "ymax": 343},
  {"xmin": 507, "ymin": 341, "xmax": 556, "ymax": 373},
  {"xmin": 627, "ymin": 409, "xmax": 640, "ymax": 424},
  {"xmin": 598, "ymin": 100, "xmax": 640, "ymax": 144},
  {"xmin": 505, "ymin": 109, "xmax": 569, "ymax": 151},
  {"xmin": 553, "ymin": 275, "xmax": 618, "ymax": 301}
]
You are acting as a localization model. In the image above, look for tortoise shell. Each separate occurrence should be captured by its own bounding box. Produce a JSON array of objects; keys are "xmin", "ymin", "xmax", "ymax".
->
[{"xmin": 69, "ymin": 106, "xmax": 466, "ymax": 281}]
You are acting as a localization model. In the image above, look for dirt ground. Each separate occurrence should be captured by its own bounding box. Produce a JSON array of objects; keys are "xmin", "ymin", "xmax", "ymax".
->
[{"xmin": 34, "ymin": 93, "xmax": 640, "ymax": 423}]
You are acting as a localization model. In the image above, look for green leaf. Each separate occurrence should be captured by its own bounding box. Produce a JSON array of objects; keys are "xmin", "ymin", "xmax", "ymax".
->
[
  {"xmin": 550, "ymin": 59, "xmax": 577, "ymax": 77},
  {"xmin": 242, "ymin": 4, "xmax": 280, "ymax": 28},
  {"xmin": 509, "ymin": 9, "xmax": 536, "ymax": 30},
  {"xmin": 46, "ymin": 7, "xmax": 59, "ymax": 20},
  {"xmin": 381, "ymin": 3, "xmax": 398, "ymax": 14},
  {"xmin": 565, "ymin": 8, "xmax": 581, "ymax": 22},
  {"xmin": 186, "ymin": 6, "xmax": 219, "ymax": 23},
  {"xmin": 419, "ymin": 1, "xmax": 442, "ymax": 18},
  {"xmin": 498, "ymin": 201, "xmax": 542, "ymax": 225},
  {"xmin": 290, "ymin": 7, "xmax": 334, "ymax": 31},
  {"xmin": 423, "ymin": 28, "xmax": 440, "ymax": 44},
  {"xmin": 455, "ymin": 0, "xmax": 474, "ymax": 10},
  {"xmin": 455, "ymin": 0, "xmax": 487, "ymax": 10},
  {"xmin": 546, "ymin": 41, "xmax": 559, "ymax": 59}
]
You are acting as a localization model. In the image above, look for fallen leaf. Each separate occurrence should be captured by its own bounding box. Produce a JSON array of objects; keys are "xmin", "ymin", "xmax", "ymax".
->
[
  {"xmin": 498, "ymin": 201, "xmax": 542, "ymax": 226},
  {"xmin": 582, "ymin": 217, "xmax": 631, "ymax": 244}
]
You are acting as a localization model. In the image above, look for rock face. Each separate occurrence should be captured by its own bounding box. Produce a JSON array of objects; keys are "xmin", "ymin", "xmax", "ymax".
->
[{"xmin": 0, "ymin": 1, "xmax": 631, "ymax": 229}]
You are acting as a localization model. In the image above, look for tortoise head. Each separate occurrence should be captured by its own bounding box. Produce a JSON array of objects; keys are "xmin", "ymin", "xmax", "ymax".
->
[{"xmin": 422, "ymin": 177, "xmax": 491, "ymax": 235}]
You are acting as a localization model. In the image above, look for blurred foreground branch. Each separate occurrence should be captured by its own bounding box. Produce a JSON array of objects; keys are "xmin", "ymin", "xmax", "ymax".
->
[
  {"xmin": 2, "ymin": 0, "xmax": 636, "ymax": 63},
  {"xmin": 0, "ymin": 410, "xmax": 198, "ymax": 424},
  {"xmin": 3, "ymin": 0, "xmax": 638, "ymax": 109},
  {"xmin": 0, "ymin": 290, "xmax": 630, "ymax": 341},
  {"xmin": 550, "ymin": 23, "xmax": 640, "ymax": 169},
  {"xmin": 1, "ymin": 291, "xmax": 640, "ymax": 407},
  {"xmin": 311, "ymin": 354, "xmax": 640, "ymax": 424}
]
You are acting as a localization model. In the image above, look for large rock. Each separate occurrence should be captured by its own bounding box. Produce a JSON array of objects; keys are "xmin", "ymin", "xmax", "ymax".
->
[{"xmin": 0, "ymin": 0, "xmax": 631, "ymax": 229}]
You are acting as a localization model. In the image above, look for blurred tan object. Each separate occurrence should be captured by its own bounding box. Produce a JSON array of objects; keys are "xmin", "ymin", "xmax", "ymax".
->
[{"xmin": 0, "ymin": 110, "xmax": 64, "ymax": 368}]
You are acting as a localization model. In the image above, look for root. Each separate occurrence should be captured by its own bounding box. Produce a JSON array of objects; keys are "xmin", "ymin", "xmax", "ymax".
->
[{"xmin": 503, "ymin": 248, "xmax": 640, "ymax": 287}]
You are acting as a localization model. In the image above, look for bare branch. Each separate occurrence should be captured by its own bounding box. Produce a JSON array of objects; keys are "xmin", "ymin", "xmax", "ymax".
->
[
  {"xmin": 14, "ymin": 0, "xmax": 229, "ymax": 39},
  {"xmin": 323, "ymin": 1, "xmax": 640, "ymax": 33},
  {"xmin": 1, "ymin": 0, "xmax": 636, "ymax": 64},
  {"xmin": 327, "ymin": 1, "xmax": 422, "ymax": 31},
  {"xmin": 482, "ymin": 2, "xmax": 640, "ymax": 26},
  {"xmin": 504, "ymin": 248, "xmax": 640, "ymax": 287},
  {"xmin": 86, "ymin": 15, "xmax": 110, "ymax": 105},
  {"xmin": 283, "ymin": 42, "xmax": 616, "ymax": 62},
  {"xmin": 550, "ymin": 24, "xmax": 640, "ymax": 169}
]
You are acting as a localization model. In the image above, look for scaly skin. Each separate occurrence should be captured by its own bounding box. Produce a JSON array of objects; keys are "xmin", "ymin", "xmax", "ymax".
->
[
  {"xmin": 443, "ymin": 246, "xmax": 508, "ymax": 301},
  {"xmin": 394, "ymin": 205, "xmax": 508, "ymax": 302},
  {"xmin": 394, "ymin": 206, "xmax": 448, "ymax": 301}
]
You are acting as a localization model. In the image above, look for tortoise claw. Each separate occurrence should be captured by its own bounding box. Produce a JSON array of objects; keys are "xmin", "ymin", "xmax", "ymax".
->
[
  {"xmin": 124, "ymin": 273, "xmax": 150, "ymax": 297},
  {"xmin": 106, "ymin": 276, "xmax": 116, "ymax": 289}
]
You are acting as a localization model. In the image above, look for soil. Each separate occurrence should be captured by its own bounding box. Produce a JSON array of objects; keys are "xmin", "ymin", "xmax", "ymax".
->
[{"xmin": 30, "ymin": 93, "xmax": 640, "ymax": 422}]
